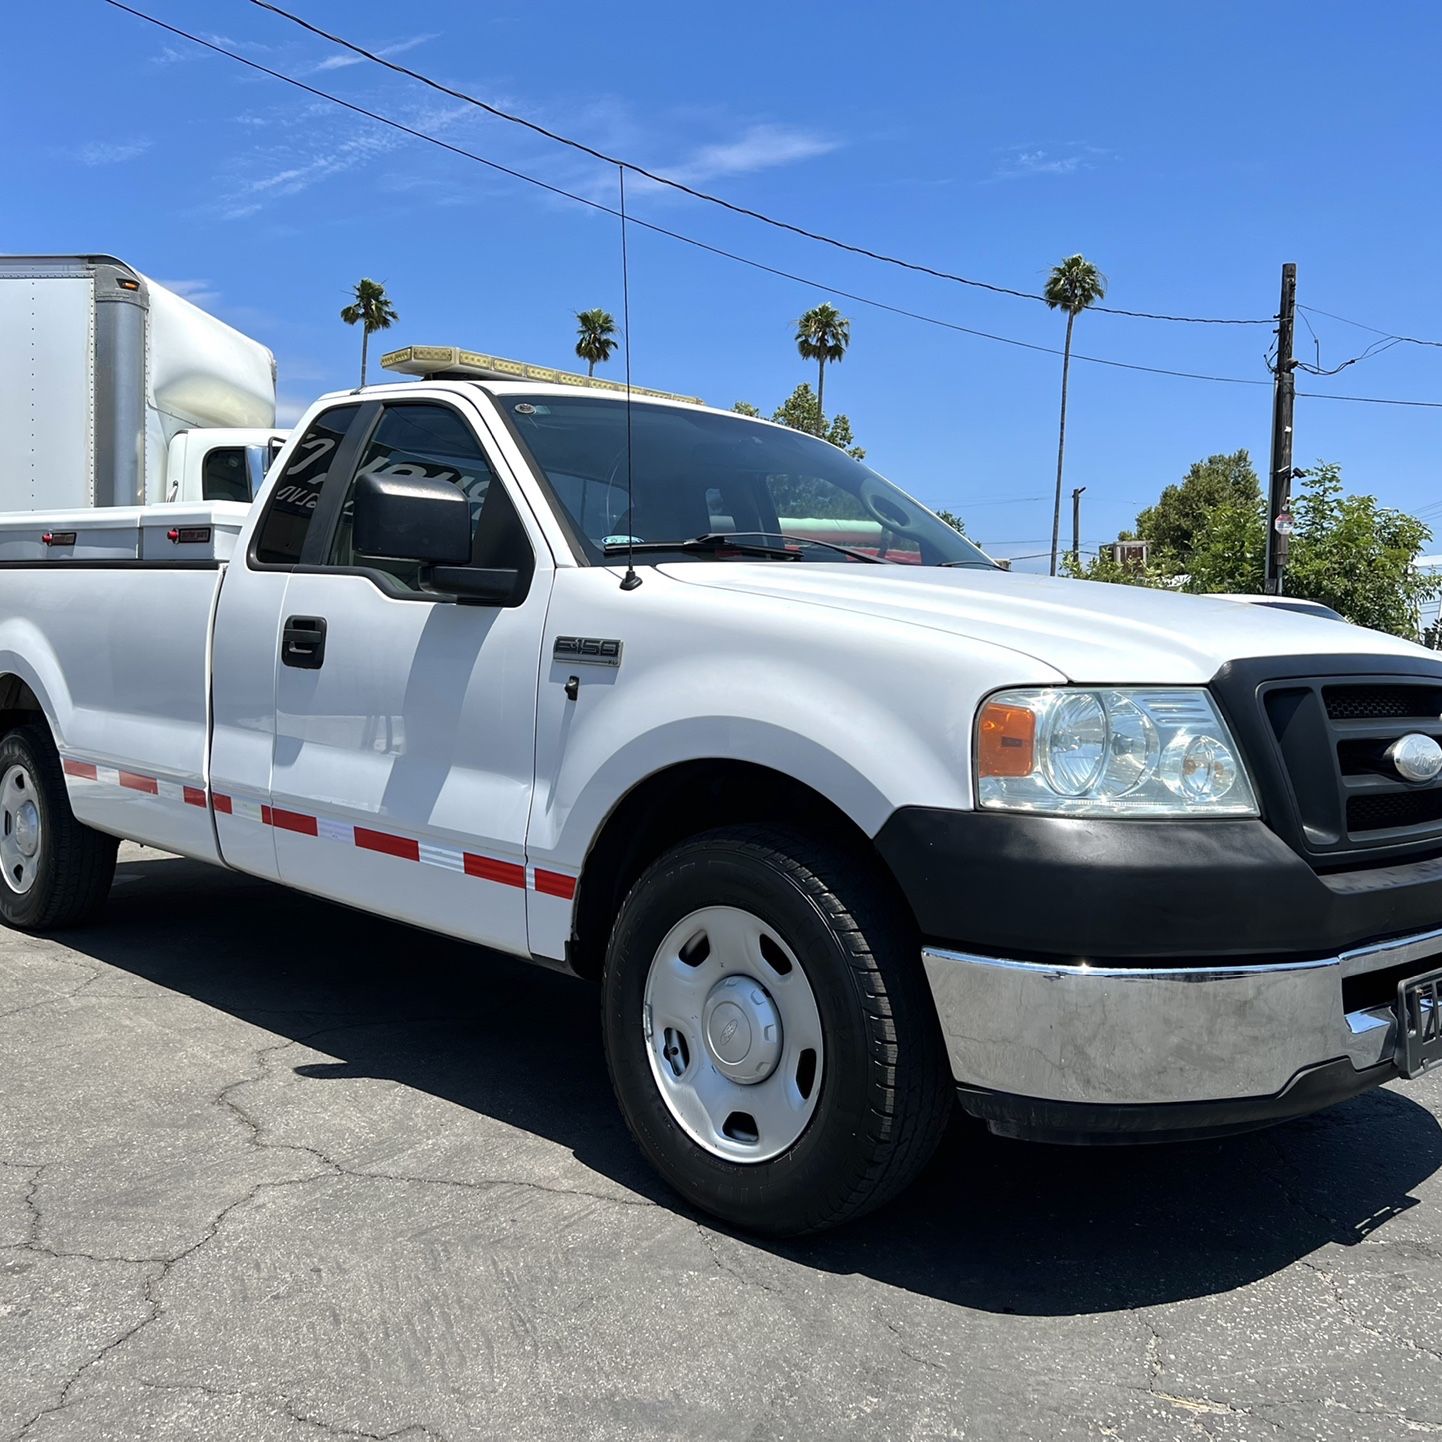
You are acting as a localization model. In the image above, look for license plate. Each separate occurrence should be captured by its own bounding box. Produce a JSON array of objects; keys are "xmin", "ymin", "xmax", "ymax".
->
[{"xmin": 1397, "ymin": 967, "xmax": 1442, "ymax": 1079}]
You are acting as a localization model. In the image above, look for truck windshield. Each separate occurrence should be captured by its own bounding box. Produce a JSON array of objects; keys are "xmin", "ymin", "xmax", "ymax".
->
[{"xmin": 498, "ymin": 393, "xmax": 994, "ymax": 568}]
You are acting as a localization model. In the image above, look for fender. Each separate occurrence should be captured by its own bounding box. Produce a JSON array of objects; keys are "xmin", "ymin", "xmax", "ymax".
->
[{"xmin": 0, "ymin": 626, "xmax": 72, "ymax": 745}]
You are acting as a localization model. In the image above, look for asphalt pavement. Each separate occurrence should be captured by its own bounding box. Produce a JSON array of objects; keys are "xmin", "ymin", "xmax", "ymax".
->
[{"xmin": 4, "ymin": 843, "xmax": 1442, "ymax": 1441}]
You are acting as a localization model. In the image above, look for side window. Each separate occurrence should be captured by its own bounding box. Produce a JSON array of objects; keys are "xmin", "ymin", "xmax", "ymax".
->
[
  {"xmin": 329, "ymin": 403, "xmax": 533, "ymax": 593},
  {"xmin": 253, "ymin": 407, "xmax": 361, "ymax": 566},
  {"xmin": 200, "ymin": 446, "xmax": 250, "ymax": 503}
]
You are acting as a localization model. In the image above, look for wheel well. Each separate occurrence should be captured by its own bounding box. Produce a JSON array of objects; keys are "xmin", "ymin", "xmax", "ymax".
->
[
  {"xmin": 567, "ymin": 759, "xmax": 912, "ymax": 980},
  {"xmin": 0, "ymin": 675, "xmax": 44, "ymax": 740}
]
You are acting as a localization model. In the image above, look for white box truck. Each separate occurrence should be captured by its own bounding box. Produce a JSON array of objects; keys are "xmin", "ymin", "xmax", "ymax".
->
[{"xmin": 0, "ymin": 254, "xmax": 288, "ymax": 510}]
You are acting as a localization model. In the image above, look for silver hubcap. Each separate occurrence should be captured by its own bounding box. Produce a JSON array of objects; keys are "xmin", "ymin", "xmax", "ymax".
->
[
  {"xmin": 643, "ymin": 905, "xmax": 824, "ymax": 1162},
  {"xmin": 1, "ymin": 764, "xmax": 42, "ymax": 896}
]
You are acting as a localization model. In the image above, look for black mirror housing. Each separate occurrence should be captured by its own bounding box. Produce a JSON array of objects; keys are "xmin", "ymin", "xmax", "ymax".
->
[
  {"xmin": 423, "ymin": 566, "xmax": 527, "ymax": 607},
  {"xmin": 353, "ymin": 469, "xmax": 473, "ymax": 567}
]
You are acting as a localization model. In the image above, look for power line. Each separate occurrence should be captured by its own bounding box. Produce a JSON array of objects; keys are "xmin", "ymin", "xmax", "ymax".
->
[
  {"xmin": 98, "ymin": 3, "xmax": 1275, "ymax": 390},
  {"xmin": 1297, "ymin": 389, "xmax": 1442, "ymax": 409},
  {"xmin": 96, "ymin": 3, "xmax": 1442, "ymax": 414},
  {"xmin": 241, "ymin": 0, "xmax": 1271, "ymax": 327},
  {"xmin": 1299, "ymin": 304, "xmax": 1442, "ymax": 350}
]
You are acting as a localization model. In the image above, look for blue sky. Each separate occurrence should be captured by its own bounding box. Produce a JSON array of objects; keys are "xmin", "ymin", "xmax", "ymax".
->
[{"xmin": 9, "ymin": 2, "xmax": 1442, "ymax": 567}]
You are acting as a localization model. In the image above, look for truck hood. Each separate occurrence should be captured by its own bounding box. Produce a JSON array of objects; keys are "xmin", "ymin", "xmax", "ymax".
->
[{"xmin": 659, "ymin": 563, "xmax": 1430, "ymax": 684}]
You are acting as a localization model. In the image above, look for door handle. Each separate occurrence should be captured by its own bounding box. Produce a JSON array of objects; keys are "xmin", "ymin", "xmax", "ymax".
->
[{"xmin": 282, "ymin": 615, "xmax": 327, "ymax": 669}]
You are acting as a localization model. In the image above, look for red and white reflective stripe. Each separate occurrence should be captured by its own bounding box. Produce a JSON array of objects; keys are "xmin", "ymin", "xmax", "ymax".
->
[
  {"xmin": 60, "ymin": 755, "xmax": 577, "ymax": 899},
  {"xmin": 210, "ymin": 792, "xmax": 571, "ymax": 897},
  {"xmin": 530, "ymin": 866, "xmax": 578, "ymax": 901},
  {"xmin": 63, "ymin": 758, "xmax": 206, "ymax": 807}
]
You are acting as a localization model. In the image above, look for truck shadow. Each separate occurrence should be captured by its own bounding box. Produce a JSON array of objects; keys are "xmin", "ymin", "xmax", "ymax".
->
[{"xmin": 67, "ymin": 850, "xmax": 1442, "ymax": 1318}]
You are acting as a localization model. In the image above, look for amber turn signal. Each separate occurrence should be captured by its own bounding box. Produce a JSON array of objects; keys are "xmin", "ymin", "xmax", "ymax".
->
[{"xmin": 977, "ymin": 700, "xmax": 1036, "ymax": 778}]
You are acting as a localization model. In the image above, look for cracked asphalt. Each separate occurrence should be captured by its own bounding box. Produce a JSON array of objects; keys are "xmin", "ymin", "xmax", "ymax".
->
[{"xmin": 4, "ymin": 845, "xmax": 1442, "ymax": 1440}]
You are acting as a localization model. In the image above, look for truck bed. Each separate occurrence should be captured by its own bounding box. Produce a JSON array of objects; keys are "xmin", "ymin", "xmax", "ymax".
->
[{"xmin": 0, "ymin": 503, "xmax": 250, "ymax": 864}]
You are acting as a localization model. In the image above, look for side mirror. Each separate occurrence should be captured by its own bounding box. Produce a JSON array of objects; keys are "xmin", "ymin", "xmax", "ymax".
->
[{"xmin": 353, "ymin": 469, "xmax": 472, "ymax": 566}]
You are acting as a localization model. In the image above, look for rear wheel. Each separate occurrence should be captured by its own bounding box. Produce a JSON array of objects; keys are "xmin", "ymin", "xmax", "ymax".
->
[
  {"xmin": 602, "ymin": 825, "xmax": 952, "ymax": 1235},
  {"xmin": 0, "ymin": 725, "xmax": 117, "ymax": 931}
]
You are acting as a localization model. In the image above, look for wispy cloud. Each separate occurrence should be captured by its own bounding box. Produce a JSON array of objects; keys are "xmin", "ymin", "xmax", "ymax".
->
[
  {"xmin": 150, "ymin": 32, "xmax": 275, "ymax": 66},
  {"xmin": 310, "ymin": 32, "xmax": 438, "ymax": 73},
  {"xmin": 207, "ymin": 67, "xmax": 836, "ymax": 225},
  {"xmin": 217, "ymin": 99, "xmax": 473, "ymax": 220},
  {"xmin": 663, "ymin": 123, "xmax": 838, "ymax": 185},
  {"xmin": 566, "ymin": 119, "xmax": 839, "ymax": 207},
  {"xmin": 72, "ymin": 138, "xmax": 152, "ymax": 166},
  {"xmin": 992, "ymin": 142, "xmax": 1111, "ymax": 181},
  {"xmin": 156, "ymin": 278, "xmax": 222, "ymax": 307}
]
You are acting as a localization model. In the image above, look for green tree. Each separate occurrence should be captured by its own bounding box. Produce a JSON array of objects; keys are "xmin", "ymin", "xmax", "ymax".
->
[
  {"xmin": 770, "ymin": 383, "xmax": 865, "ymax": 458},
  {"xmin": 1134, "ymin": 450, "xmax": 1261, "ymax": 568},
  {"xmin": 1075, "ymin": 459, "xmax": 1441, "ymax": 639},
  {"xmin": 731, "ymin": 400, "xmax": 762, "ymax": 417},
  {"xmin": 574, "ymin": 307, "xmax": 619, "ymax": 376},
  {"xmin": 1044, "ymin": 255, "xmax": 1107, "ymax": 576},
  {"xmin": 794, "ymin": 303, "xmax": 851, "ymax": 437},
  {"xmin": 1285, "ymin": 464, "xmax": 1440, "ymax": 636},
  {"xmin": 935, "ymin": 509, "xmax": 967, "ymax": 536},
  {"xmin": 339, "ymin": 278, "xmax": 398, "ymax": 388}
]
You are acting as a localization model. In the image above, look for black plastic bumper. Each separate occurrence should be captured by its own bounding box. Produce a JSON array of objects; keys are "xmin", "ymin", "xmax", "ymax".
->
[
  {"xmin": 874, "ymin": 809, "xmax": 1442, "ymax": 963},
  {"xmin": 957, "ymin": 1057, "xmax": 1395, "ymax": 1146}
]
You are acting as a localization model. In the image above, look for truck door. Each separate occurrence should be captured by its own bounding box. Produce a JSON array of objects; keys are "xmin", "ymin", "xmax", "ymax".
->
[
  {"xmin": 267, "ymin": 395, "xmax": 550, "ymax": 956},
  {"xmin": 211, "ymin": 403, "xmax": 368, "ymax": 881}
]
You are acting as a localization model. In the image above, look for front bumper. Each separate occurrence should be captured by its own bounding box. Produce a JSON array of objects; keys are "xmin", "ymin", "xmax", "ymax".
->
[{"xmin": 923, "ymin": 929, "xmax": 1441, "ymax": 1140}]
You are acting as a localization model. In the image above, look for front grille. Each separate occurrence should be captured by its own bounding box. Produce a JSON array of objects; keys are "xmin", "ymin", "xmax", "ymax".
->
[
  {"xmin": 1325, "ymin": 684, "xmax": 1442, "ymax": 722},
  {"xmin": 1259, "ymin": 672, "xmax": 1442, "ymax": 860},
  {"xmin": 1348, "ymin": 790, "xmax": 1442, "ymax": 833}
]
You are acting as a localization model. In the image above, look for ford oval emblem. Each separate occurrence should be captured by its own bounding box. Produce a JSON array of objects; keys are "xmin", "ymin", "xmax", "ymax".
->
[{"xmin": 1388, "ymin": 733, "xmax": 1442, "ymax": 783}]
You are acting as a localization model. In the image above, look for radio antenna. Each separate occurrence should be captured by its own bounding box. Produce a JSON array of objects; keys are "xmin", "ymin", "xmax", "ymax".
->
[{"xmin": 618, "ymin": 163, "xmax": 642, "ymax": 592}]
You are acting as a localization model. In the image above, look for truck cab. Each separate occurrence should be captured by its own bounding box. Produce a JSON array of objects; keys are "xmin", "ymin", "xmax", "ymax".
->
[{"xmin": 163, "ymin": 427, "xmax": 289, "ymax": 504}]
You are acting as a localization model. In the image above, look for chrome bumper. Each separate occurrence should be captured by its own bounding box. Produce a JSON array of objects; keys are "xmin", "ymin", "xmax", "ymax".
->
[{"xmin": 921, "ymin": 927, "xmax": 1442, "ymax": 1107}]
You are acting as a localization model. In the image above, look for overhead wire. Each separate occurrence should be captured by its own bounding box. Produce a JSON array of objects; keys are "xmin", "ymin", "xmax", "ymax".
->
[
  {"xmin": 1300, "ymin": 304, "xmax": 1442, "ymax": 350},
  {"xmin": 99, "ymin": 3, "xmax": 1442, "ymax": 414},
  {"xmin": 241, "ymin": 0, "xmax": 1271, "ymax": 326},
  {"xmin": 97, "ymin": 2, "xmax": 1276, "ymax": 390}
]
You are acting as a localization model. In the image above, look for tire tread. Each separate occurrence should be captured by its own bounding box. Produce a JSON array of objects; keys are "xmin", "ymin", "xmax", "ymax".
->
[{"xmin": 0, "ymin": 723, "xmax": 117, "ymax": 931}]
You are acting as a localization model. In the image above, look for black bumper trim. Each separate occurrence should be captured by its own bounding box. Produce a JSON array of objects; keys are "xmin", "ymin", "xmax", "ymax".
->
[
  {"xmin": 874, "ymin": 809, "xmax": 1442, "ymax": 963},
  {"xmin": 958, "ymin": 1057, "xmax": 1394, "ymax": 1146}
]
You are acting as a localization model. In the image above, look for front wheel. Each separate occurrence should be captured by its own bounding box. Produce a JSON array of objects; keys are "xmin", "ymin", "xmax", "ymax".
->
[
  {"xmin": 0, "ymin": 724, "xmax": 117, "ymax": 931},
  {"xmin": 602, "ymin": 825, "xmax": 952, "ymax": 1235}
]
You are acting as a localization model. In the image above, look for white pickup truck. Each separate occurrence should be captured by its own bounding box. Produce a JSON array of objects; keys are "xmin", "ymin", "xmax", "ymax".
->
[{"xmin": 4, "ymin": 351, "xmax": 1442, "ymax": 1234}]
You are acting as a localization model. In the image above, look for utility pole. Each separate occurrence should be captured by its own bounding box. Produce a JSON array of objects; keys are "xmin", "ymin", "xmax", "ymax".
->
[
  {"xmin": 1265, "ymin": 262, "xmax": 1297, "ymax": 595},
  {"xmin": 1071, "ymin": 486, "xmax": 1086, "ymax": 568}
]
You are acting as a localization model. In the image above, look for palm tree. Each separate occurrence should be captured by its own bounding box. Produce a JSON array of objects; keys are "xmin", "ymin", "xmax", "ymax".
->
[
  {"xmin": 340, "ymin": 278, "xmax": 399, "ymax": 388},
  {"xmin": 795, "ymin": 303, "xmax": 851, "ymax": 436},
  {"xmin": 1044, "ymin": 255, "xmax": 1106, "ymax": 576},
  {"xmin": 574, "ymin": 308, "xmax": 619, "ymax": 376}
]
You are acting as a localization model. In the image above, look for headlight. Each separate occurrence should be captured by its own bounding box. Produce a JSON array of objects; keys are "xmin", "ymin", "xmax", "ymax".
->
[{"xmin": 976, "ymin": 688, "xmax": 1258, "ymax": 816}]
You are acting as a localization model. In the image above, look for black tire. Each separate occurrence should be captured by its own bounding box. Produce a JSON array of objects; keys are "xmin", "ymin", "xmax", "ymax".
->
[
  {"xmin": 0, "ymin": 724, "xmax": 117, "ymax": 931},
  {"xmin": 602, "ymin": 825, "xmax": 952, "ymax": 1235}
]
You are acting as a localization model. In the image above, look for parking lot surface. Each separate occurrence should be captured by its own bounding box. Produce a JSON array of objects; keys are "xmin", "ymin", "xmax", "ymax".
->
[{"xmin": 4, "ymin": 844, "xmax": 1442, "ymax": 1441}]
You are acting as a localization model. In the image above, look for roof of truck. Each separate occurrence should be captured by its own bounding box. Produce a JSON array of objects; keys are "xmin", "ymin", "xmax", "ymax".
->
[{"xmin": 317, "ymin": 377, "xmax": 768, "ymax": 428}]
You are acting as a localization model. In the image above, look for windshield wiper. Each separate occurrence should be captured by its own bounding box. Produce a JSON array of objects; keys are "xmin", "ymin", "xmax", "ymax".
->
[
  {"xmin": 710, "ymin": 531, "xmax": 885, "ymax": 563},
  {"xmin": 601, "ymin": 534, "xmax": 801, "ymax": 560}
]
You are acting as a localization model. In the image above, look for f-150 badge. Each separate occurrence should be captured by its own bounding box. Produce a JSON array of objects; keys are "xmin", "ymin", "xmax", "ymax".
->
[{"xmin": 554, "ymin": 636, "xmax": 622, "ymax": 667}]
